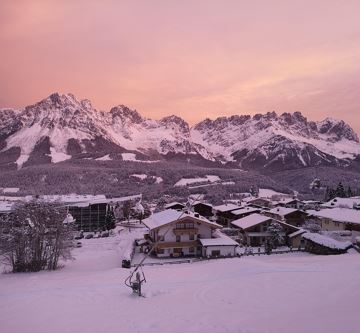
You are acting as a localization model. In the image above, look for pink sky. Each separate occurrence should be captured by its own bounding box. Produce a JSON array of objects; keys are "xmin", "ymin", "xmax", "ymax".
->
[{"xmin": 1, "ymin": 0, "xmax": 360, "ymax": 133}]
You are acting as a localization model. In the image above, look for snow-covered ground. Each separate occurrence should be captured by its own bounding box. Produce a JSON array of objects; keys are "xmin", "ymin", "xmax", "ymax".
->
[
  {"xmin": 121, "ymin": 153, "xmax": 159, "ymax": 163},
  {"xmin": 174, "ymin": 175, "xmax": 220, "ymax": 187},
  {"xmin": 0, "ymin": 231, "xmax": 359, "ymax": 333},
  {"xmin": 258, "ymin": 188, "xmax": 290, "ymax": 198},
  {"xmin": 130, "ymin": 174, "xmax": 148, "ymax": 180}
]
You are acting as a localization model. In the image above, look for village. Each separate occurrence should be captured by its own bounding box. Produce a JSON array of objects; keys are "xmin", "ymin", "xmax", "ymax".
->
[
  {"xmin": 1, "ymin": 185, "xmax": 360, "ymax": 333},
  {"xmin": 1, "ymin": 185, "xmax": 359, "ymax": 270}
]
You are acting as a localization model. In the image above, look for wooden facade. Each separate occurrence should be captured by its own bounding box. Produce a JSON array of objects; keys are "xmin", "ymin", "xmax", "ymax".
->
[{"xmin": 192, "ymin": 202, "xmax": 213, "ymax": 218}]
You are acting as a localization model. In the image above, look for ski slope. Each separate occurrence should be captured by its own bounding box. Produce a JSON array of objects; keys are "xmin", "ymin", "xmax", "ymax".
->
[{"xmin": 0, "ymin": 231, "xmax": 359, "ymax": 333}]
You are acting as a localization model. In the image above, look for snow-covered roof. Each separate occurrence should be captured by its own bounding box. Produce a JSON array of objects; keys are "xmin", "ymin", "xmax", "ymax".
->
[
  {"xmin": 242, "ymin": 197, "xmax": 270, "ymax": 204},
  {"xmin": 268, "ymin": 207, "xmax": 299, "ymax": 217},
  {"xmin": 199, "ymin": 230, "xmax": 238, "ymax": 247},
  {"xmin": 288, "ymin": 229, "xmax": 306, "ymax": 238},
  {"xmin": 307, "ymin": 208, "xmax": 360, "ymax": 225},
  {"xmin": 191, "ymin": 201, "xmax": 213, "ymax": 208},
  {"xmin": 276, "ymin": 198, "xmax": 302, "ymax": 205},
  {"xmin": 302, "ymin": 232, "xmax": 352, "ymax": 250},
  {"xmin": 66, "ymin": 194, "xmax": 142, "ymax": 207},
  {"xmin": 164, "ymin": 202, "xmax": 185, "ymax": 209},
  {"xmin": 142, "ymin": 209, "xmax": 221, "ymax": 230},
  {"xmin": 37, "ymin": 194, "xmax": 107, "ymax": 203},
  {"xmin": 321, "ymin": 197, "xmax": 360, "ymax": 209},
  {"xmin": 0, "ymin": 201, "xmax": 15, "ymax": 213},
  {"xmin": 213, "ymin": 203, "xmax": 241, "ymax": 212},
  {"xmin": 231, "ymin": 213, "xmax": 272, "ymax": 230},
  {"xmin": 231, "ymin": 207, "xmax": 260, "ymax": 216},
  {"xmin": 303, "ymin": 200, "xmax": 321, "ymax": 204}
]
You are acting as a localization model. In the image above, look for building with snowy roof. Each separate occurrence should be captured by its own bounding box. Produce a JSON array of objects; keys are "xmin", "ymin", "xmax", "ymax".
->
[
  {"xmin": 0, "ymin": 201, "xmax": 15, "ymax": 215},
  {"xmin": 302, "ymin": 232, "xmax": 352, "ymax": 255},
  {"xmin": 199, "ymin": 229, "xmax": 238, "ymax": 257},
  {"xmin": 307, "ymin": 208, "xmax": 360, "ymax": 232},
  {"xmin": 321, "ymin": 197, "xmax": 360, "ymax": 210},
  {"xmin": 230, "ymin": 213, "xmax": 299, "ymax": 247},
  {"xmin": 142, "ymin": 209, "xmax": 226, "ymax": 258},
  {"xmin": 265, "ymin": 207, "xmax": 308, "ymax": 227},
  {"xmin": 191, "ymin": 201, "xmax": 214, "ymax": 218},
  {"xmin": 67, "ymin": 194, "xmax": 142, "ymax": 232},
  {"xmin": 212, "ymin": 203, "xmax": 242, "ymax": 227},
  {"xmin": 274, "ymin": 198, "xmax": 305, "ymax": 210},
  {"xmin": 164, "ymin": 202, "xmax": 186, "ymax": 211}
]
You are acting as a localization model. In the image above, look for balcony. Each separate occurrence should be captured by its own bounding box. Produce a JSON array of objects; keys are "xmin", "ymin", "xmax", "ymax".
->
[
  {"xmin": 156, "ymin": 240, "xmax": 199, "ymax": 249},
  {"xmin": 173, "ymin": 228, "xmax": 198, "ymax": 235}
]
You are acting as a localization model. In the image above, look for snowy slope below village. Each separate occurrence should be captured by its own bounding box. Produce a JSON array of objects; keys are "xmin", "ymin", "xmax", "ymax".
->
[
  {"xmin": 1, "ymin": 93, "xmax": 360, "ymax": 172},
  {"xmin": 1, "ymin": 230, "xmax": 359, "ymax": 333}
]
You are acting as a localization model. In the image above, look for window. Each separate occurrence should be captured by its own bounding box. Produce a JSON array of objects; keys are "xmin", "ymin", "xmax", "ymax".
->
[
  {"xmin": 211, "ymin": 250, "xmax": 221, "ymax": 257},
  {"xmin": 173, "ymin": 248, "xmax": 182, "ymax": 253},
  {"xmin": 159, "ymin": 235, "xmax": 164, "ymax": 241},
  {"xmin": 157, "ymin": 248, "xmax": 164, "ymax": 254},
  {"xmin": 176, "ymin": 235, "xmax": 181, "ymax": 242},
  {"xmin": 189, "ymin": 234, "xmax": 194, "ymax": 241},
  {"xmin": 189, "ymin": 247, "xmax": 194, "ymax": 253}
]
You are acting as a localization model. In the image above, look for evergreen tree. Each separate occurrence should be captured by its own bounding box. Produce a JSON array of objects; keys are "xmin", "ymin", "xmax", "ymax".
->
[
  {"xmin": 265, "ymin": 222, "xmax": 284, "ymax": 254},
  {"xmin": 328, "ymin": 187, "xmax": 336, "ymax": 201},
  {"xmin": 335, "ymin": 182, "xmax": 346, "ymax": 198},
  {"xmin": 105, "ymin": 210, "xmax": 116, "ymax": 230}
]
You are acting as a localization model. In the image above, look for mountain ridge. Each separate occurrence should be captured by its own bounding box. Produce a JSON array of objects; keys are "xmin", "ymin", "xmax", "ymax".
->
[{"xmin": 1, "ymin": 92, "xmax": 359, "ymax": 172}]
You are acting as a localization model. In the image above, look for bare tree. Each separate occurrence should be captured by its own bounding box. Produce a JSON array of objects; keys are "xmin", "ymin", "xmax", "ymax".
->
[{"xmin": 0, "ymin": 201, "xmax": 75, "ymax": 272}]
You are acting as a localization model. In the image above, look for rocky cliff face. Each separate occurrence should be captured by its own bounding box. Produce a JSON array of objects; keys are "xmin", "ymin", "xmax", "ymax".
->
[
  {"xmin": 191, "ymin": 111, "xmax": 360, "ymax": 171},
  {"xmin": 0, "ymin": 93, "xmax": 359, "ymax": 171}
]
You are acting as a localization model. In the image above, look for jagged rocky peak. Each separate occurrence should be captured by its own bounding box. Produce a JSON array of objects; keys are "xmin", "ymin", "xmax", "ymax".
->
[
  {"xmin": 317, "ymin": 118, "xmax": 359, "ymax": 142},
  {"xmin": 192, "ymin": 118, "xmax": 213, "ymax": 131},
  {"xmin": 160, "ymin": 115, "xmax": 189, "ymax": 132},
  {"xmin": 22, "ymin": 92, "xmax": 92, "ymax": 118},
  {"xmin": 80, "ymin": 98, "xmax": 93, "ymax": 110},
  {"xmin": 110, "ymin": 105, "xmax": 143, "ymax": 124},
  {"xmin": 279, "ymin": 111, "xmax": 308, "ymax": 125},
  {"xmin": 194, "ymin": 114, "xmax": 252, "ymax": 131},
  {"xmin": 0, "ymin": 108, "xmax": 19, "ymax": 129}
]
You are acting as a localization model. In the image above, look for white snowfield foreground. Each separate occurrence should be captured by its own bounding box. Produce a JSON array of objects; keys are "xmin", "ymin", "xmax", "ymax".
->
[{"xmin": 0, "ymin": 232, "xmax": 359, "ymax": 333}]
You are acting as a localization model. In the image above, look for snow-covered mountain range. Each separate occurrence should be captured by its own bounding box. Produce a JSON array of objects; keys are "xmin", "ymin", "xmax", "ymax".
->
[{"xmin": 1, "ymin": 93, "xmax": 359, "ymax": 171}]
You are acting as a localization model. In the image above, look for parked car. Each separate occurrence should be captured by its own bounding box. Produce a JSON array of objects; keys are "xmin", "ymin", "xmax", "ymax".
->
[
  {"xmin": 85, "ymin": 233, "xmax": 94, "ymax": 239},
  {"xmin": 74, "ymin": 231, "xmax": 84, "ymax": 240},
  {"xmin": 101, "ymin": 231, "xmax": 109, "ymax": 238},
  {"xmin": 76, "ymin": 241, "xmax": 82, "ymax": 248}
]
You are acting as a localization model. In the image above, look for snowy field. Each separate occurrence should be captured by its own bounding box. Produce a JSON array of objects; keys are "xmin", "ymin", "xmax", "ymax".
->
[
  {"xmin": 174, "ymin": 175, "xmax": 221, "ymax": 187},
  {"xmin": 0, "ymin": 233, "xmax": 359, "ymax": 333}
]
